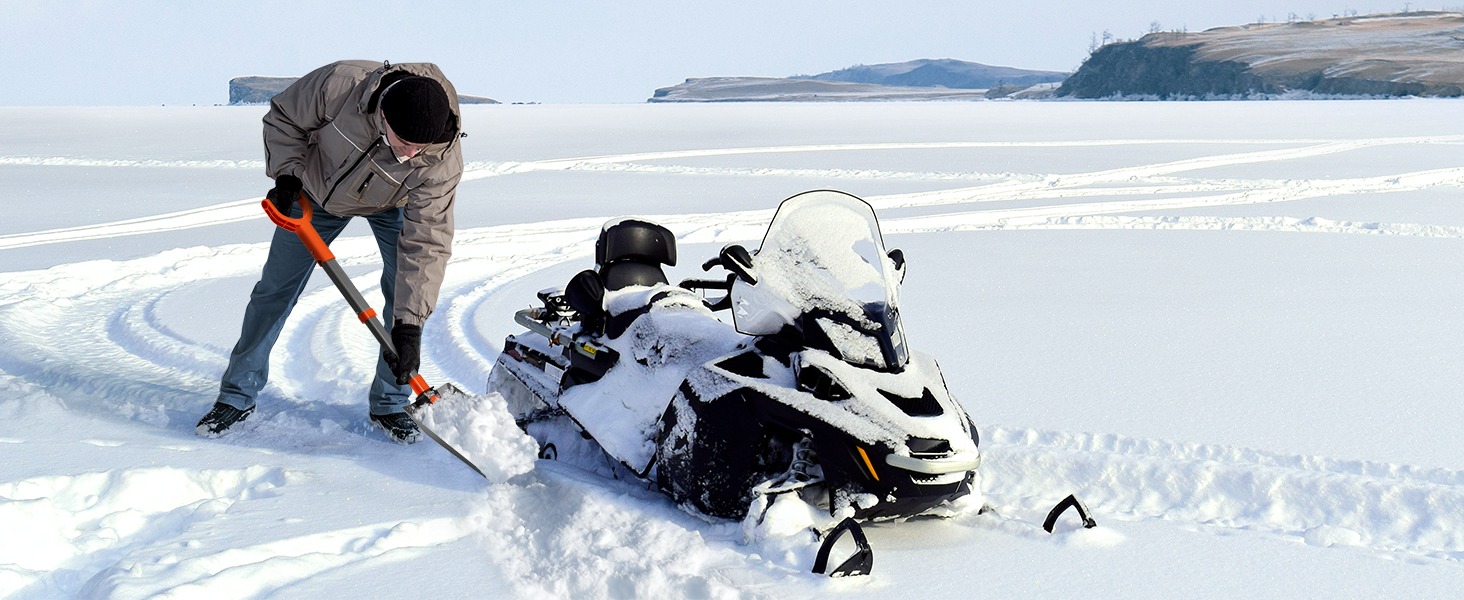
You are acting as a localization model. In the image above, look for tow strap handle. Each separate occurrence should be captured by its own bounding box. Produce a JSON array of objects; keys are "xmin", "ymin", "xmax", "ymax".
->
[
  {"xmin": 812, "ymin": 517, "xmax": 874, "ymax": 577},
  {"xmin": 1043, "ymin": 494, "xmax": 1098, "ymax": 533},
  {"xmin": 261, "ymin": 193, "xmax": 441, "ymax": 406}
]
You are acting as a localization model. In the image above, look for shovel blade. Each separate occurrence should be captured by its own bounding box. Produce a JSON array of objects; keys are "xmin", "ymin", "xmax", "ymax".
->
[{"xmin": 405, "ymin": 384, "xmax": 539, "ymax": 482}]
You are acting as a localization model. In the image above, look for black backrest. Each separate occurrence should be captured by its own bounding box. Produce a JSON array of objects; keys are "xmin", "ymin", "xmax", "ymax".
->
[{"xmin": 596, "ymin": 219, "xmax": 677, "ymax": 291}]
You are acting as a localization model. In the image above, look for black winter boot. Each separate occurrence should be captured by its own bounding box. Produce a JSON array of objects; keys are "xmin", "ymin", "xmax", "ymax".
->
[
  {"xmin": 196, "ymin": 402, "xmax": 255, "ymax": 437},
  {"xmin": 370, "ymin": 412, "xmax": 422, "ymax": 445}
]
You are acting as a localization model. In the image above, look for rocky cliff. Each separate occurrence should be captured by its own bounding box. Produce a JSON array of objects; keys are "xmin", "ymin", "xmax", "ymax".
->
[
  {"xmin": 1058, "ymin": 12, "xmax": 1464, "ymax": 99},
  {"xmin": 228, "ymin": 76, "xmax": 499, "ymax": 105},
  {"xmin": 228, "ymin": 77, "xmax": 297, "ymax": 105}
]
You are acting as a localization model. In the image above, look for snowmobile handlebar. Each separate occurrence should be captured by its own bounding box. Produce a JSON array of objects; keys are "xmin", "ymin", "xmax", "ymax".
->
[
  {"xmin": 678, "ymin": 277, "xmax": 732, "ymax": 292},
  {"xmin": 515, "ymin": 308, "xmax": 560, "ymax": 342},
  {"xmin": 678, "ymin": 277, "xmax": 734, "ymax": 312}
]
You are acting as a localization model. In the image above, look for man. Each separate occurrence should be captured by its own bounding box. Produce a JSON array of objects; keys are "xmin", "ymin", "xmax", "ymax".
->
[{"xmin": 196, "ymin": 60, "xmax": 464, "ymax": 444}]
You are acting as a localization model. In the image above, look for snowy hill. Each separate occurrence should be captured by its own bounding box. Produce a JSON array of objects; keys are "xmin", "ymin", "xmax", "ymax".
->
[
  {"xmin": 802, "ymin": 58, "xmax": 1067, "ymax": 89},
  {"xmin": 649, "ymin": 59, "xmax": 1065, "ymax": 102},
  {"xmin": 1059, "ymin": 11, "xmax": 1464, "ymax": 98},
  {"xmin": 4, "ymin": 100, "xmax": 1464, "ymax": 597},
  {"xmin": 802, "ymin": 59, "xmax": 1065, "ymax": 89},
  {"xmin": 649, "ymin": 76, "xmax": 992, "ymax": 102}
]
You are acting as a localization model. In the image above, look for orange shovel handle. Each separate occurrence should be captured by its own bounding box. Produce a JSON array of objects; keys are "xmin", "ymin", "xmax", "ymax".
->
[{"xmin": 260, "ymin": 193, "xmax": 335, "ymax": 263}]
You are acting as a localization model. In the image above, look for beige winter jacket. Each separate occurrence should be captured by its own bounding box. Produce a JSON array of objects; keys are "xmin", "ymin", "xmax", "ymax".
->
[{"xmin": 262, "ymin": 60, "xmax": 464, "ymax": 327}]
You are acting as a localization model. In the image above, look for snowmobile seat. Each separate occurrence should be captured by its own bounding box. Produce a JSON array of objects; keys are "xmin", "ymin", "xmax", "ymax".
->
[{"xmin": 563, "ymin": 219, "xmax": 678, "ymax": 338}]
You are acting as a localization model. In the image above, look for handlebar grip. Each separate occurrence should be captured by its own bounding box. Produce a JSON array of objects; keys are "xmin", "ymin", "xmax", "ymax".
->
[
  {"xmin": 701, "ymin": 256, "xmax": 721, "ymax": 271},
  {"xmin": 678, "ymin": 277, "xmax": 733, "ymax": 291}
]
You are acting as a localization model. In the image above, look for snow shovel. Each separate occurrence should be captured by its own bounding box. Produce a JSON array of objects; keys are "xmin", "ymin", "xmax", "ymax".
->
[{"xmin": 261, "ymin": 193, "xmax": 534, "ymax": 480}]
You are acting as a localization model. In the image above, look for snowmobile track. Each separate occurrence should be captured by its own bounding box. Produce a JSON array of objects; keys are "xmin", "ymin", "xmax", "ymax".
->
[
  {"xmin": 983, "ymin": 426, "xmax": 1464, "ymax": 562},
  {"xmin": 4, "ymin": 124, "xmax": 1464, "ymax": 596}
]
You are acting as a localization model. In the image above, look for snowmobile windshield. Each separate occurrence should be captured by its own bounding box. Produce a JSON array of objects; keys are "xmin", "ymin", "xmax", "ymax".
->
[{"xmin": 736, "ymin": 190, "xmax": 909, "ymax": 370}]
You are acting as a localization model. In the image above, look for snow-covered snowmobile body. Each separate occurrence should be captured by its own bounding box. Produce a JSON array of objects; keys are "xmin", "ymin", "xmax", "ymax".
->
[{"xmin": 489, "ymin": 191, "xmax": 982, "ymax": 566}]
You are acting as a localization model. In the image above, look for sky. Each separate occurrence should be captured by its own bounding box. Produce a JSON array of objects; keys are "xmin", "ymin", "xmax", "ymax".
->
[{"xmin": 0, "ymin": 0, "xmax": 1427, "ymax": 105}]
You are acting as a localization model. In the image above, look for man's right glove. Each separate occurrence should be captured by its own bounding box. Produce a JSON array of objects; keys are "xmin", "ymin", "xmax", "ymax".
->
[
  {"xmin": 266, "ymin": 175, "xmax": 304, "ymax": 214},
  {"xmin": 384, "ymin": 321, "xmax": 422, "ymax": 386}
]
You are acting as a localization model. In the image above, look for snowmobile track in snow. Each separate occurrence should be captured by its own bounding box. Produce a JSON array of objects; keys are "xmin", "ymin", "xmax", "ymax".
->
[
  {"xmin": 981, "ymin": 426, "xmax": 1464, "ymax": 562},
  {"xmin": 4, "ymin": 130, "xmax": 1464, "ymax": 593},
  {"xmin": 5, "ymin": 134, "xmax": 1462, "ymax": 250}
]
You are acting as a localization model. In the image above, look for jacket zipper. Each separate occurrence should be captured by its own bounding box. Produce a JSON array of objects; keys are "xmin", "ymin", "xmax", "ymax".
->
[
  {"xmin": 323, "ymin": 137, "xmax": 382, "ymax": 209},
  {"xmin": 356, "ymin": 172, "xmax": 375, "ymax": 198}
]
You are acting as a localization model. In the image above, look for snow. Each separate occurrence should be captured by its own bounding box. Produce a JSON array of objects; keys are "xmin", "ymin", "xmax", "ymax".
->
[
  {"xmin": 406, "ymin": 389, "xmax": 538, "ymax": 483},
  {"xmin": 4, "ymin": 99, "xmax": 1464, "ymax": 597},
  {"xmin": 559, "ymin": 289, "xmax": 745, "ymax": 471}
]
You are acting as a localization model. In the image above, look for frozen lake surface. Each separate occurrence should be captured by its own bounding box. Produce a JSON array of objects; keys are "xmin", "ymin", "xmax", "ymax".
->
[{"xmin": 2, "ymin": 100, "xmax": 1463, "ymax": 598}]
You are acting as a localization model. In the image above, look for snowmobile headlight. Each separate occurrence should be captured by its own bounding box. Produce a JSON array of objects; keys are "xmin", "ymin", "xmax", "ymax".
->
[{"xmin": 795, "ymin": 359, "xmax": 851, "ymax": 401}]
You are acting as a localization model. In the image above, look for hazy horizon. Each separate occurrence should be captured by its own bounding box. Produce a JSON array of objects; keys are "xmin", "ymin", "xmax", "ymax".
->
[{"xmin": 1, "ymin": 1, "xmax": 1412, "ymax": 105}]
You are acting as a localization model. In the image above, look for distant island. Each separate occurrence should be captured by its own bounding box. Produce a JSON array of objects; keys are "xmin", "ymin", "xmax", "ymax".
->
[
  {"xmin": 649, "ymin": 59, "xmax": 1067, "ymax": 102},
  {"xmin": 1060, "ymin": 11, "xmax": 1464, "ymax": 98},
  {"xmin": 228, "ymin": 76, "xmax": 499, "ymax": 105},
  {"xmin": 650, "ymin": 12, "xmax": 1464, "ymax": 102}
]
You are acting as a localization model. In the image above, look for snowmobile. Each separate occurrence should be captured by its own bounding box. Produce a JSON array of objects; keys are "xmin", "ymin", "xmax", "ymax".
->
[{"xmin": 488, "ymin": 190, "xmax": 984, "ymax": 576}]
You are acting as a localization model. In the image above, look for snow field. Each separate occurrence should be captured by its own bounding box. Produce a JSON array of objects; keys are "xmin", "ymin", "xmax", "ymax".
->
[{"xmin": 2, "ymin": 100, "xmax": 1464, "ymax": 597}]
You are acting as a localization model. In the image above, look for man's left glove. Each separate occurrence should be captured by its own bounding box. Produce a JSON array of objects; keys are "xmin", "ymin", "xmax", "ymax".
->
[
  {"xmin": 266, "ymin": 175, "xmax": 304, "ymax": 214},
  {"xmin": 384, "ymin": 321, "xmax": 421, "ymax": 385}
]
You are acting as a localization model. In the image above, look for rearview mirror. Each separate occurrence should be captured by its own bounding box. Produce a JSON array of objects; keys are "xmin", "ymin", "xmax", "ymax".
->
[
  {"xmin": 720, "ymin": 244, "xmax": 757, "ymax": 284},
  {"xmin": 887, "ymin": 248, "xmax": 906, "ymax": 284}
]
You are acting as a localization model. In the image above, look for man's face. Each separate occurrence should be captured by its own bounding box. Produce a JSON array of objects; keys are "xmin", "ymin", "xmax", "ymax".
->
[{"xmin": 382, "ymin": 112, "xmax": 430, "ymax": 161}]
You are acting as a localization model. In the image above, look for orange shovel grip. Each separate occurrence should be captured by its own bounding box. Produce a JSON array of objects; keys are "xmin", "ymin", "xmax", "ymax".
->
[{"xmin": 260, "ymin": 192, "xmax": 335, "ymax": 263}]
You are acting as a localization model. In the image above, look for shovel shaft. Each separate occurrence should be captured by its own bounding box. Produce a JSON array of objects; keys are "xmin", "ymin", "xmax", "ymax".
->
[
  {"xmin": 262, "ymin": 194, "xmax": 441, "ymax": 405},
  {"xmin": 318, "ymin": 258, "xmax": 389, "ymax": 346}
]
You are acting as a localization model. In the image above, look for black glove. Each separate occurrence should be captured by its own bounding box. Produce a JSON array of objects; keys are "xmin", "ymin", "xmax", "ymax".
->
[
  {"xmin": 384, "ymin": 321, "xmax": 422, "ymax": 385},
  {"xmin": 266, "ymin": 175, "xmax": 304, "ymax": 214}
]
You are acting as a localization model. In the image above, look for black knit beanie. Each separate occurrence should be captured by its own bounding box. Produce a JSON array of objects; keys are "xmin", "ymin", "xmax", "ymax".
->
[{"xmin": 381, "ymin": 76, "xmax": 452, "ymax": 144}]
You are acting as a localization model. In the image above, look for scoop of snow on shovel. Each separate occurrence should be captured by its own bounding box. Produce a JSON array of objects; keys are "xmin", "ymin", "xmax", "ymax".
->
[{"xmin": 413, "ymin": 389, "xmax": 539, "ymax": 482}]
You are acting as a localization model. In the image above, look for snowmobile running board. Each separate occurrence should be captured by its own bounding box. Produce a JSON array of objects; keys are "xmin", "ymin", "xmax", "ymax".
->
[{"xmin": 262, "ymin": 194, "xmax": 487, "ymax": 478}]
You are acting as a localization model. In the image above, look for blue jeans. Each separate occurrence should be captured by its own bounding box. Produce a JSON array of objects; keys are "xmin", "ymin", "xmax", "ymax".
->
[{"xmin": 217, "ymin": 200, "xmax": 410, "ymax": 415}]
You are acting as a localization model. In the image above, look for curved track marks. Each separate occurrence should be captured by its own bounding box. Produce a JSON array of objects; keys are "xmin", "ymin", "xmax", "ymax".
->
[
  {"xmin": 4, "ymin": 135, "xmax": 1462, "ymax": 425},
  {"xmin": 982, "ymin": 426, "xmax": 1464, "ymax": 561},
  {"xmin": 3, "ymin": 132, "xmax": 1463, "ymax": 587},
  {"xmin": 7, "ymin": 135, "xmax": 1459, "ymax": 251}
]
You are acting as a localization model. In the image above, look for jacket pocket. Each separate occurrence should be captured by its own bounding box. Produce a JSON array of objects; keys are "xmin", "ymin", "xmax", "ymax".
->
[{"xmin": 343, "ymin": 158, "xmax": 407, "ymax": 209}]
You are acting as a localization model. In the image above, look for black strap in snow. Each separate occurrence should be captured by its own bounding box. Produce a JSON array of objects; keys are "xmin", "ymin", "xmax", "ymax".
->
[
  {"xmin": 812, "ymin": 518, "xmax": 874, "ymax": 577},
  {"xmin": 1043, "ymin": 494, "xmax": 1098, "ymax": 533}
]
